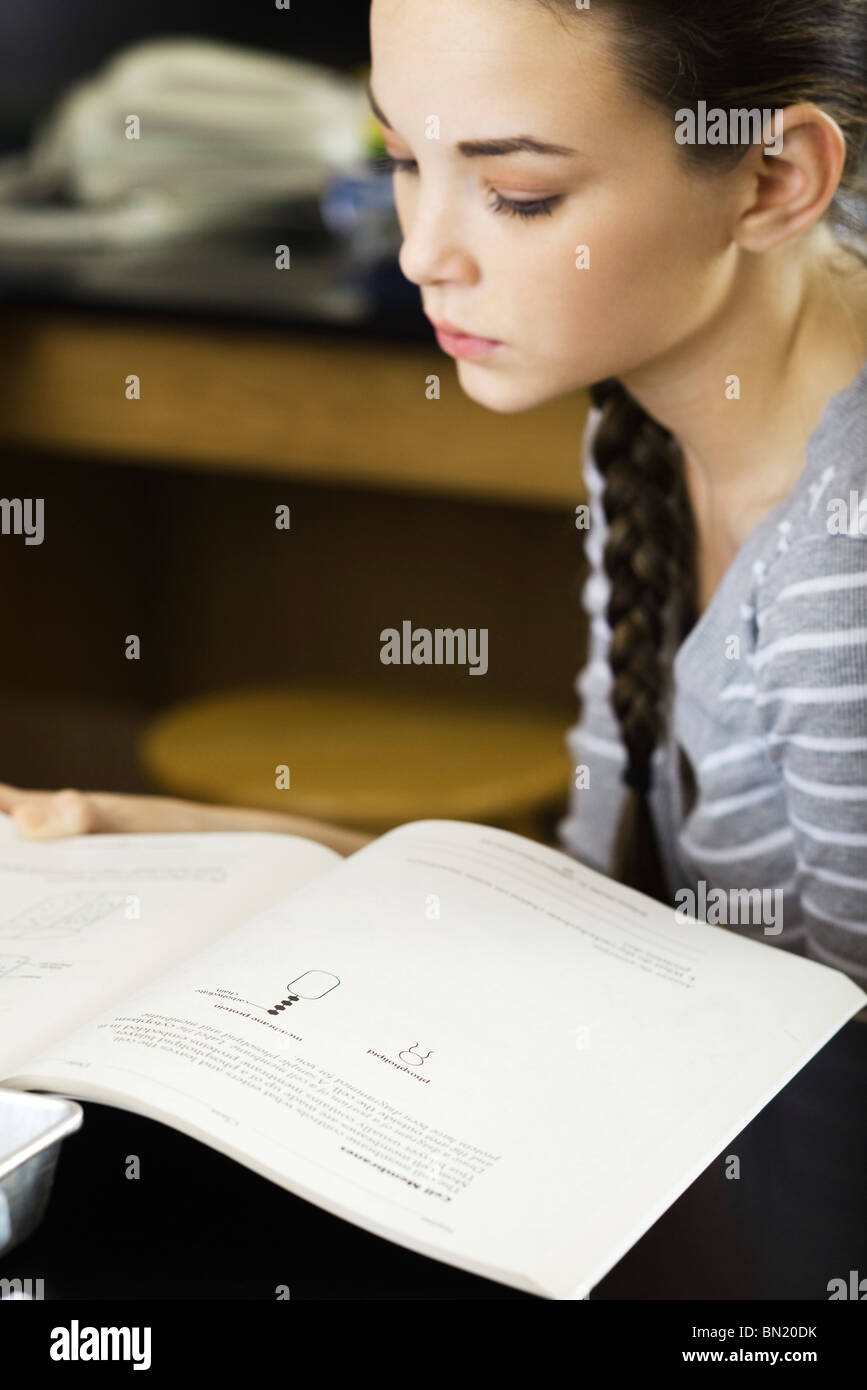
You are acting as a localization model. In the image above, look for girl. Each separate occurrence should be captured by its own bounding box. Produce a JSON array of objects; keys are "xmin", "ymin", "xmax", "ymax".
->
[
  {"xmin": 4, "ymin": 0, "xmax": 866, "ymax": 989},
  {"xmin": 2, "ymin": 0, "xmax": 865, "ymax": 1298}
]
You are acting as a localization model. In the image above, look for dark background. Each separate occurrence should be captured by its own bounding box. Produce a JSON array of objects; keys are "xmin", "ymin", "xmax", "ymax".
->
[{"xmin": 0, "ymin": 2, "xmax": 371, "ymax": 156}]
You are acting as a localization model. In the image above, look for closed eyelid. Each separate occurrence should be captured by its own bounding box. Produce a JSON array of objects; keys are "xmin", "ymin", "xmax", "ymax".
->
[{"xmin": 379, "ymin": 156, "xmax": 566, "ymax": 219}]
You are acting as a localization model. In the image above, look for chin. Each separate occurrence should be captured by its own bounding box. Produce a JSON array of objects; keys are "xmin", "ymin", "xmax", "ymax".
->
[{"xmin": 455, "ymin": 362, "xmax": 573, "ymax": 414}]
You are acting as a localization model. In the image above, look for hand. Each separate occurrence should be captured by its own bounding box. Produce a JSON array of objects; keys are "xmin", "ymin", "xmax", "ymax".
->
[
  {"xmin": 0, "ymin": 783, "xmax": 231, "ymax": 837},
  {"xmin": 0, "ymin": 783, "xmax": 374, "ymax": 855}
]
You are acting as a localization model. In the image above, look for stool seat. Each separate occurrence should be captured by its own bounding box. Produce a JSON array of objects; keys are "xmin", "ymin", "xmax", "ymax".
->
[{"xmin": 139, "ymin": 683, "xmax": 571, "ymax": 833}]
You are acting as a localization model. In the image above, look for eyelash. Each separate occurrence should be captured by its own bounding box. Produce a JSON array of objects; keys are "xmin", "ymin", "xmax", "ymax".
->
[{"xmin": 371, "ymin": 153, "xmax": 563, "ymax": 220}]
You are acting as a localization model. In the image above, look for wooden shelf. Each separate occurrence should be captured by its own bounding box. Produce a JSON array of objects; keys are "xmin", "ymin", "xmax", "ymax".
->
[{"xmin": 0, "ymin": 308, "xmax": 589, "ymax": 508}]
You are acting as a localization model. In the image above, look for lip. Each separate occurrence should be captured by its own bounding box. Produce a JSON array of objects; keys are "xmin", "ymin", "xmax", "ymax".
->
[{"xmin": 428, "ymin": 317, "xmax": 504, "ymax": 361}]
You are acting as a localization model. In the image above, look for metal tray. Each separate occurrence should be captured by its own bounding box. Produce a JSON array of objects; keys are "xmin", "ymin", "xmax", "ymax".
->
[{"xmin": 0, "ymin": 1089, "xmax": 83, "ymax": 1258}]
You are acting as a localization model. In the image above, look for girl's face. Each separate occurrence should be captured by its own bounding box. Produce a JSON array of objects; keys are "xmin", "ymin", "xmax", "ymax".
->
[{"xmin": 369, "ymin": 0, "xmax": 743, "ymax": 413}]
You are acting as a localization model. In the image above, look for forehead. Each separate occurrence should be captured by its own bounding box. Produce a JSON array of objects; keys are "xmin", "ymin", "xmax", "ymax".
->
[{"xmin": 369, "ymin": 0, "xmax": 628, "ymax": 142}]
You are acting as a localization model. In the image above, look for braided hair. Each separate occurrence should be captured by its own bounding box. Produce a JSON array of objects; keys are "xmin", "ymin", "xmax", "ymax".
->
[{"xmin": 588, "ymin": 379, "xmax": 697, "ymax": 901}]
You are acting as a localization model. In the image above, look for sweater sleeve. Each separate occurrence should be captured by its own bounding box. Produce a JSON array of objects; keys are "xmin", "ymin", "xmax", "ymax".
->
[
  {"xmin": 753, "ymin": 529, "xmax": 867, "ymax": 986},
  {"xmin": 555, "ymin": 408, "xmax": 630, "ymax": 873}
]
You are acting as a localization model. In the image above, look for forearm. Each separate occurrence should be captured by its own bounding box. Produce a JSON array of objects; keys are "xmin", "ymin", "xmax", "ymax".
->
[
  {"xmin": 0, "ymin": 782, "xmax": 379, "ymax": 853},
  {"xmin": 201, "ymin": 803, "xmax": 377, "ymax": 856},
  {"xmin": 164, "ymin": 799, "xmax": 376, "ymax": 856}
]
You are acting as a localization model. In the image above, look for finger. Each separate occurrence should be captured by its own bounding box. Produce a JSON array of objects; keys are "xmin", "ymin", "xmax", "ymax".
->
[{"xmin": 14, "ymin": 789, "xmax": 101, "ymax": 839}]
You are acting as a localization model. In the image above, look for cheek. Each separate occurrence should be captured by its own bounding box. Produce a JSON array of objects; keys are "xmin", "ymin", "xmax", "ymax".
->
[
  {"xmin": 591, "ymin": 185, "xmax": 723, "ymax": 308},
  {"xmin": 515, "ymin": 196, "xmax": 715, "ymax": 361},
  {"xmin": 493, "ymin": 238, "xmax": 624, "ymax": 370}
]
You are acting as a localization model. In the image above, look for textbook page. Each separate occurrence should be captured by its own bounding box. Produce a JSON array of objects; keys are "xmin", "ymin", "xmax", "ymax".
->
[
  {"xmin": 0, "ymin": 813, "xmax": 340, "ymax": 1078},
  {"xmin": 5, "ymin": 818, "xmax": 864, "ymax": 1300}
]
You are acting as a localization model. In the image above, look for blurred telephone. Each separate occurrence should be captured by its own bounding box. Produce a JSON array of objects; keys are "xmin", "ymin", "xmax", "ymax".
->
[{"xmin": 0, "ymin": 38, "xmax": 368, "ymax": 249}]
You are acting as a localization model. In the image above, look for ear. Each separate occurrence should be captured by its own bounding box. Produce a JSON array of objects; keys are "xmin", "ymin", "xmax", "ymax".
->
[{"xmin": 732, "ymin": 103, "xmax": 848, "ymax": 252}]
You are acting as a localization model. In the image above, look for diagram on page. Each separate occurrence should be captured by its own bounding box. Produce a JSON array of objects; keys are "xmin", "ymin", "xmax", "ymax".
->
[{"xmin": 0, "ymin": 891, "xmax": 126, "ymax": 941}]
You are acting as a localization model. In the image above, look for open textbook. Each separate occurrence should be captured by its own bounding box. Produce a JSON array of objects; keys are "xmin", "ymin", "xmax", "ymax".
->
[{"xmin": 0, "ymin": 811, "xmax": 863, "ymax": 1300}]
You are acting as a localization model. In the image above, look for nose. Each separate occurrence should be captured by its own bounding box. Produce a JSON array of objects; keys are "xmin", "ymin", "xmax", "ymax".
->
[{"xmin": 397, "ymin": 188, "xmax": 478, "ymax": 289}]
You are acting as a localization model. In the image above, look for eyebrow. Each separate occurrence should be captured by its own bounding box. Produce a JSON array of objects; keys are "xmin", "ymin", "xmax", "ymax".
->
[{"xmin": 366, "ymin": 80, "xmax": 578, "ymax": 158}]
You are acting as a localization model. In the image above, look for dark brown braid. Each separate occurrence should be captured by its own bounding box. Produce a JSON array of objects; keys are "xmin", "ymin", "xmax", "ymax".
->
[{"xmin": 589, "ymin": 379, "xmax": 698, "ymax": 902}]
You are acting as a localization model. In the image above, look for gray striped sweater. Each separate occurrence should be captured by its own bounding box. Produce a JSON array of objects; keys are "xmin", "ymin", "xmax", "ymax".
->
[{"xmin": 556, "ymin": 356, "xmax": 867, "ymax": 991}]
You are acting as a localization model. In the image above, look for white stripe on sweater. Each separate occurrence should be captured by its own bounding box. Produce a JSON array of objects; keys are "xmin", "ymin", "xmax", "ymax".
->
[
  {"xmin": 785, "ymin": 768, "xmax": 867, "ymax": 800},
  {"xmin": 798, "ymin": 861, "xmax": 867, "ymax": 892},
  {"xmin": 789, "ymin": 812, "xmax": 867, "ymax": 846},
  {"xmin": 750, "ymin": 627, "xmax": 867, "ymax": 670},
  {"xmin": 699, "ymin": 739, "xmax": 767, "ymax": 773},
  {"xmin": 755, "ymin": 683, "xmax": 867, "ymax": 706},
  {"xmin": 700, "ymin": 783, "xmax": 783, "ymax": 818},
  {"xmin": 774, "ymin": 571, "xmax": 867, "ymax": 603},
  {"xmin": 679, "ymin": 825, "xmax": 795, "ymax": 863},
  {"xmin": 766, "ymin": 732, "xmax": 867, "ymax": 753},
  {"xmin": 802, "ymin": 894, "xmax": 867, "ymax": 935}
]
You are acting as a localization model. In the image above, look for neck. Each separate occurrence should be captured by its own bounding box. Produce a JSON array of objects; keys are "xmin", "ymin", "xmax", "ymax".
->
[{"xmin": 620, "ymin": 223, "xmax": 867, "ymax": 526}]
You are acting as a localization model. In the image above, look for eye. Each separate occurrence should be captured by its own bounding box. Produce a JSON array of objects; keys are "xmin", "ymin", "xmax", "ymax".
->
[
  {"xmin": 488, "ymin": 190, "xmax": 564, "ymax": 220},
  {"xmin": 371, "ymin": 153, "xmax": 564, "ymax": 220},
  {"xmin": 372, "ymin": 153, "xmax": 418, "ymax": 176}
]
